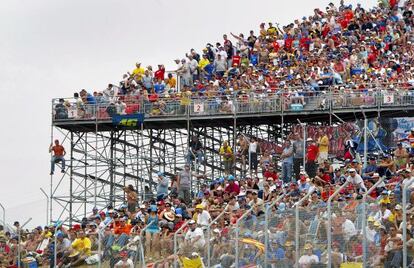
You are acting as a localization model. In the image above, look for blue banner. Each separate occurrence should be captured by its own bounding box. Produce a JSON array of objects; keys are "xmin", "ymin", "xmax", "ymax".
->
[{"xmin": 112, "ymin": 113, "xmax": 144, "ymax": 127}]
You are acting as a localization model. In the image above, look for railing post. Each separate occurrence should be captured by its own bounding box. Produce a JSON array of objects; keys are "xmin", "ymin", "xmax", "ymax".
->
[
  {"xmin": 98, "ymin": 219, "xmax": 113, "ymax": 268},
  {"xmin": 294, "ymin": 187, "xmax": 315, "ymax": 268},
  {"xmin": 18, "ymin": 217, "xmax": 32, "ymax": 268},
  {"xmin": 174, "ymin": 220, "xmax": 189, "ymax": 268},
  {"xmin": 235, "ymin": 206, "xmax": 255, "ymax": 267},
  {"xmin": 53, "ymin": 217, "xmax": 69, "ymax": 268},
  {"xmin": 0, "ymin": 203, "xmax": 5, "ymax": 231},
  {"xmin": 207, "ymin": 205, "xmax": 229, "ymax": 267},
  {"xmin": 327, "ymin": 182, "xmax": 349, "ymax": 268},
  {"xmin": 139, "ymin": 220, "xmax": 154, "ymax": 268},
  {"xmin": 362, "ymin": 176, "xmax": 385, "ymax": 267},
  {"xmin": 403, "ymin": 178, "xmax": 414, "ymax": 268},
  {"xmin": 264, "ymin": 194, "xmax": 286, "ymax": 268}
]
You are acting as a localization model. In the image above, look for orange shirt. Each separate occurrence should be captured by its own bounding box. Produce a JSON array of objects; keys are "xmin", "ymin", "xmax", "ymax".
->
[
  {"xmin": 114, "ymin": 224, "xmax": 132, "ymax": 235},
  {"xmin": 52, "ymin": 145, "xmax": 65, "ymax": 156}
]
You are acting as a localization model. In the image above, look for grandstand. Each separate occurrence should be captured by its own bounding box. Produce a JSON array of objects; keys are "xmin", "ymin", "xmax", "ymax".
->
[{"xmin": 2, "ymin": 0, "xmax": 414, "ymax": 267}]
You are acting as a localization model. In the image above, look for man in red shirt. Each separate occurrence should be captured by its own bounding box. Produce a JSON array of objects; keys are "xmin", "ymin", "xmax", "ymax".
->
[
  {"xmin": 154, "ymin": 64, "xmax": 165, "ymax": 81},
  {"xmin": 49, "ymin": 139, "xmax": 66, "ymax": 175},
  {"xmin": 305, "ymin": 138, "xmax": 319, "ymax": 178},
  {"xmin": 224, "ymin": 176, "xmax": 240, "ymax": 197},
  {"xmin": 232, "ymin": 51, "xmax": 241, "ymax": 67}
]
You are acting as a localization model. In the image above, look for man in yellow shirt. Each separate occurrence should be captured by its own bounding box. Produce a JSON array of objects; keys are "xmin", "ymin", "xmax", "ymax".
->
[
  {"xmin": 317, "ymin": 128, "xmax": 329, "ymax": 164},
  {"xmin": 198, "ymin": 54, "xmax": 210, "ymax": 70},
  {"xmin": 69, "ymin": 230, "xmax": 92, "ymax": 266},
  {"xmin": 219, "ymin": 141, "xmax": 234, "ymax": 175},
  {"xmin": 166, "ymin": 73, "xmax": 177, "ymax": 89},
  {"xmin": 131, "ymin": 62, "xmax": 145, "ymax": 81}
]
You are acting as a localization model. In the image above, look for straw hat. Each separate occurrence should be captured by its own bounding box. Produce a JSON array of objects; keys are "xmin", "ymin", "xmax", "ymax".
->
[{"xmin": 164, "ymin": 211, "xmax": 175, "ymax": 221}]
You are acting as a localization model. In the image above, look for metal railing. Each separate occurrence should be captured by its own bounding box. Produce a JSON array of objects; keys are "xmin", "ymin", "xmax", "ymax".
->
[{"xmin": 52, "ymin": 90, "xmax": 414, "ymax": 123}]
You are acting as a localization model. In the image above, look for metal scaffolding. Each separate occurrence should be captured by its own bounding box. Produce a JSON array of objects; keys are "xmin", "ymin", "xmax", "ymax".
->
[{"xmin": 50, "ymin": 121, "xmax": 291, "ymax": 223}]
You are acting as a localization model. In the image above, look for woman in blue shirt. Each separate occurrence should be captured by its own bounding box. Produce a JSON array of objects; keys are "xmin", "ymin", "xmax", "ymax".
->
[{"xmin": 145, "ymin": 205, "xmax": 160, "ymax": 258}]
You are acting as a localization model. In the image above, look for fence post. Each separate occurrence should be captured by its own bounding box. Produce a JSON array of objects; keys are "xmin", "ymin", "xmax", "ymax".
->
[
  {"xmin": 173, "ymin": 220, "xmax": 189, "ymax": 268},
  {"xmin": 207, "ymin": 205, "xmax": 229, "ymax": 268},
  {"xmin": 403, "ymin": 178, "xmax": 414, "ymax": 268},
  {"xmin": 294, "ymin": 187, "xmax": 315, "ymax": 268},
  {"xmin": 327, "ymin": 182, "xmax": 349, "ymax": 268},
  {"xmin": 18, "ymin": 217, "xmax": 32, "ymax": 268},
  {"xmin": 98, "ymin": 219, "xmax": 113, "ymax": 268},
  {"xmin": 235, "ymin": 206, "xmax": 255, "ymax": 267},
  {"xmin": 53, "ymin": 217, "xmax": 69, "ymax": 268},
  {"xmin": 362, "ymin": 176, "xmax": 385, "ymax": 267},
  {"xmin": 264, "ymin": 194, "xmax": 286, "ymax": 268},
  {"xmin": 139, "ymin": 220, "xmax": 154, "ymax": 268}
]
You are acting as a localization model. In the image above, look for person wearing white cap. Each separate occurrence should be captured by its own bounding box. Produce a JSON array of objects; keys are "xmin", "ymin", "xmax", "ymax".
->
[
  {"xmin": 184, "ymin": 220, "xmax": 205, "ymax": 250},
  {"xmin": 346, "ymin": 168, "xmax": 367, "ymax": 192}
]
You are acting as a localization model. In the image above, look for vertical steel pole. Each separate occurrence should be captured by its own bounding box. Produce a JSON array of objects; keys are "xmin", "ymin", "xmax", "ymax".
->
[
  {"xmin": 18, "ymin": 218, "xmax": 32, "ymax": 268},
  {"xmin": 327, "ymin": 182, "xmax": 349, "ymax": 268},
  {"xmin": 403, "ymin": 179, "xmax": 414, "ymax": 268},
  {"xmin": 174, "ymin": 221, "xmax": 189, "ymax": 268},
  {"xmin": 363, "ymin": 118, "xmax": 368, "ymax": 169},
  {"xmin": 94, "ymin": 104, "xmax": 98, "ymax": 208},
  {"xmin": 264, "ymin": 194, "xmax": 286, "ymax": 267},
  {"xmin": 235, "ymin": 206, "xmax": 255, "ymax": 267},
  {"xmin": 0, "ymin": 203, "xmax": 5, "ymax": 230},
  {"xmin": 294, "ymin": 188, "xmax": 315, "ymax": 268},
  {"xmin": 207, "ymin": 205, "xmax": 229, "ymax": 267},
  {"xmin": 362, "ymin": 177, "xmax": 385, "ymax": 267},
  {"xmin": 139, "ymin": 220, "xmax": 154, "ymax": 268},
  {"xmin": 40, "ymin": 188, "xmax": 49, "ymax": 226}
]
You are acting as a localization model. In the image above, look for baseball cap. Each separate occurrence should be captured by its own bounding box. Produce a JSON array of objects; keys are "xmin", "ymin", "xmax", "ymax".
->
[{"xmin": 188, "ymin": 220, "xmax": 196, "ymax": 224}]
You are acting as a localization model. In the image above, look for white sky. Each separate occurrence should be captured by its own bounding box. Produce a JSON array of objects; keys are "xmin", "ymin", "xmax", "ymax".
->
[{"xmin": 0, "ymin": 0, "xmax": 377, "ymax": 227}]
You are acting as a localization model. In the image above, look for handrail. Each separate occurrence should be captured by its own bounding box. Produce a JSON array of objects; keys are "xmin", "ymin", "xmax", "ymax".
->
[
  {"xmin": 293, "ymin": 187, "xmax": 316, "ymax": 268},
  {"xmin": 235, "ymin": 205, "xmax": 255, "ymax": 267},
  {"xmin": 362, "ymin": 176, "xmax": 385, "ymax": 267},
  {"xmin": 52, "ymin": 91, "xmax": 414, "ymax": 123},
  {"xmin": 173, "ymin": 220, "xmax": 190, "ymax": 268},
  {"xmin": 54, "ymin": 217, "xmax": 69, "ymax": 268},
  {"xmin": 327, "ymin": 182, "xmax": 349, "ymax": 268},
  {"xmin": 264, "ymin": 193, "xmax": 286, "ymax": 268},
  {"xmin": 207, "ymin": 204, "xmax": 229, "ymax": 267},
  {"xmin": 403, "ymin": 177, "xmax": 414, "ymax": 268},
  {"xmin": 139, "ymin": 220, "xmax": 155, "ymax": 268}
]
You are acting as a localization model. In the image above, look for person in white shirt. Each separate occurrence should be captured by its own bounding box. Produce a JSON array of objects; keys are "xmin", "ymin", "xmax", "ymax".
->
[
  {"xmin": 374, "ymin": 203, "xmax": 392, "ymax": 224},
  {"xmin": 114, "ymin": 251, "xmax": 134, "ymax": 268},
  {"xmin": 346, "ymin": 168, "xmax": 367, "ymax": 192},
  {"xmin": 298, "ymin": 243, "xmax": 319, "ymax": 268},
  {"xmin": 342, "ymin": 215, "xmax": 357, "ymax": 241},
  {"xmin": 185, "ymin": 220, "xmax": 206, "ymax": 250},
  {"xmin": 362, "ymin": 217, "xmax": 377, "ymax": 243},
  {"xmin": 194, "ymin": 204, "xmax": 211, "ymax": 229}
]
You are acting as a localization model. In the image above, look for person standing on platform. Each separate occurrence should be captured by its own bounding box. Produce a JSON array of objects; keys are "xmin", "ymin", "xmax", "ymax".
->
[
  {"xmin": 292, "ymin": 133, "xmax": 304, "ymax": 181},
  {"xmin": 305, "ymin": 138, "xmax": 319, "ymax": 179},
  {"xmin": 177, "ymin": 164, "xmax": 192, "ymax": 204},
  {"xmin": 248, "ymin": 137, "xmax": 260, "ymax": 176},
  {"xmin": 124, "ymin": 185, "xmax": 137, "ymax": 214},
  {"xmin": 219, "ymin": 141, "xmax": 234, "ymax": 175},
  {"xmin": 317, "ymin": 128, "xmax": 329, "ymax": 164},
  {"xmin": 49, "ymin": 139, "xmax": 66, "ymax": 175},
  {"xmin": 280, "ymin": 140, "xmax": 294, "ymax": 183}
]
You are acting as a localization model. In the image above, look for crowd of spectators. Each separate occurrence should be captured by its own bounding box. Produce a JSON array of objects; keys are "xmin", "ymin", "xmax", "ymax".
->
[
  {"xmin": 54, "ymin": 0, "xmax": 414, "ymax": 121},
  {"xmin": 5, "ymin": 0, "xmax": 414, "ymax": 267}
]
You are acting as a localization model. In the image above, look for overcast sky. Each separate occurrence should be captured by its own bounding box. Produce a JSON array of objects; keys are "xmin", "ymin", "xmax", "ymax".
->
[{"xmin": 0, "ymin": 0, "xmax": 377, "ymax": 227}]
